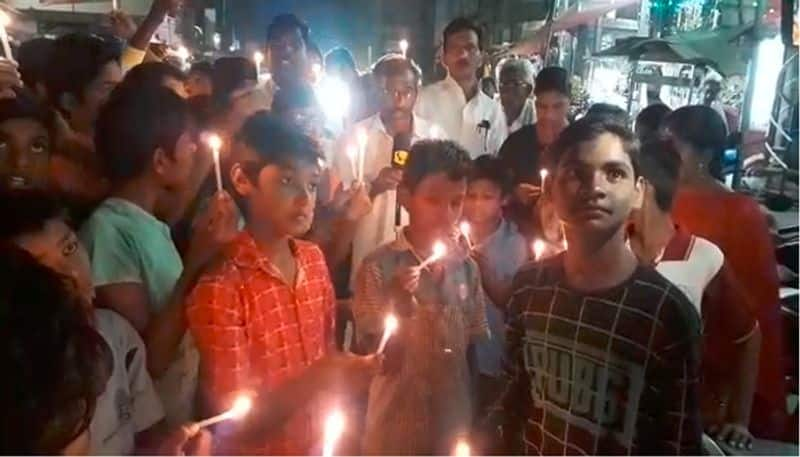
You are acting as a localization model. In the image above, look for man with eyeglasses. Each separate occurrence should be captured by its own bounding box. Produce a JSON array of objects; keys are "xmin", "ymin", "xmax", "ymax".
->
[
  {"xmin": 497, "ymin": 58, "xmax": 537, "ymax": 134},
  {"xmin": 332, "ymin": 54, "xmax": 436, "ymax": 290},
  {"xmin": 416, "ymin": 18, "xmax": 507, "ymax": 158}
]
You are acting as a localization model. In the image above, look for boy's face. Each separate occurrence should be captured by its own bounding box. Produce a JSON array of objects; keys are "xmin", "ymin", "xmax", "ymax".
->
[
  {"xmin": 535, "ymin": 90, "xmax": 570, "ymax": 129},
  {"xmin": 13, "ymin": 218, "xmax": 94, "ymax": 312},
  {"xmin": 400, "ymin": 172, "xmax": 467, "ymax": 240},
  {"xmin": 0, "ymin": 117, "xmax": 51, "ymax": 189},
  {"xmin": 463, "ymin": 178, "xmax": 504, "ymax": 226},
  {"xmin": 68, "ymin": 60, "xmax": 122, "ymax": 133},
  {"xmin": 551, "ymin": 132, "xmax": 643, "ymax": 237},
  {"xmin": 235, "ymin": 148, "xmax": 321, "ymax": 238},
  {"xmin": 156, "ymin": 130, "xmax": 198, "ymax": 193},
  {"xmin": 186, "ymin": 71, "xmax": 212, "ymax": 98}
]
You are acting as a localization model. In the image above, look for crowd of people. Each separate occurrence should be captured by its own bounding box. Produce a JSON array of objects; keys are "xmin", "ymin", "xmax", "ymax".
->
[{"xmin": 0, "ymin": 0, "xmax": 791, "ymax": 455}]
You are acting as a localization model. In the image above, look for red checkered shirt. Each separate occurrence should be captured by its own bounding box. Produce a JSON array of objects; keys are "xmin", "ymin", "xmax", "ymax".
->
[{"xmin": 186, "ymin": 231, "xmax": 335, "ymax": 455}]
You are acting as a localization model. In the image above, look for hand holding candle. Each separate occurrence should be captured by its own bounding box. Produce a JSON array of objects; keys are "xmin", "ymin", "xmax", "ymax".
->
[
  {"xmin": 376, "ymin": 314, "xmax": 399, "ymax": 355},
  {"xmin": 419, "ymin": 240, "xmax": 447, "ymax": 269},
  {"xmin": 196, "ymin": 395, "xmax": 252, "ymax": 429},
  {"xmin": 207, "ymin": 134, "xmax": 223, "ymax": 192},
  {"xmin": 322, "ymin": 409, "xmax": 345, "ymax": 457}
]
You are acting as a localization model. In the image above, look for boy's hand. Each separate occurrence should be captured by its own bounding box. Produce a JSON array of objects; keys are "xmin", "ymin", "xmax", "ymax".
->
[
  {"xmin": 186, "ymin": 191, "xmax": 239, "ymax": 271},
  {"xmin": 514, "ymin": 183, "xmax": 541, "ymax": 205},
  {"xmin": 710, "ymin": 423, "xmax": 753, "ymax": 450},
  {"xmin": 344, "ymin": 182, "xmax": 372, "ymax": 221},
  {"xmin": 108, "ymin": 10, "xmax": 137, "ymax": 41},
  {"xmin": 318, "ymin": 351, "xmax": 381, "ymax": 393},
  {"xmin": 370, "ymin": 167, "xmax": 403, "ymax": 198},
  {"xmin": 0, "ymin": 58, "xmax": 21, "ymax": 100},
  {"xmin": 157, "ymin": 423, "xmax": 212, "ymax": 456}
]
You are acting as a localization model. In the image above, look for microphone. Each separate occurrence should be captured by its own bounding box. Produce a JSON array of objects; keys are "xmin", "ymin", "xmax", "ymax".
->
[{"xmin": 392, "ymin": 132, "xmax": 412, "ymax": 227}]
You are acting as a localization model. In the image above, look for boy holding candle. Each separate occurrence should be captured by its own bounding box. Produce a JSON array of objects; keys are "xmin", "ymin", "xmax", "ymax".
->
[
  {"xmin": 352, "ymin": 139, "xmax": 489, "ymax": 455},
  {"xmin": 462, "ymin": 155, "xmax": 528, "ymax": 414},
  {"xmin": 487, "ymin": 117, "xmax": 703, "ymax": 454},
  {"xmin": 185, "ymin": 112, "xmax": 378, "ymax": 455},
  {"xmin": 79, "ymin": 85, "xmax": 239, "ymax": 425}
]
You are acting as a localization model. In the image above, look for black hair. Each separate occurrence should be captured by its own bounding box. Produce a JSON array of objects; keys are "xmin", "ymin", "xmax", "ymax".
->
[
  {"xmin": 0, "ymin": 245, "xmax": 105, "ymax": 454},
  {"xmin": 443, "ymin": 17, "xmax": 483, "ymax": 51},
  {"xmin": 188, "ymin": 61, "xmax": 214, "ymax": 79},
  {"xmin": 271, "ymin": 83, "xmax": 318, "ymax": 115},
  {"xmin": 324, "ymin": 47, "xmax": 357, "ymax": 73},
  {"xmin": 0, "ymin": 88, "xmax": 56, "ymax": 133},
  {"xmin": 45, "ymin": 33, "xmax": 121, "ymax": 114},
  {"xmin": 235, "ymin": 111, "xmax": 321, "ymax": 179},
  {"xmin": 212, "ymin": 57, "xmax": 258, "ymax": 110},
  {"xmin": 17, "ymin": 38, "xmax": 54, "ymax": 91},
  {"xmin": 401, "ymin": 139, "xmax": 472, "ymax": 191},
  {"xmin": 266, "ymin": 14, "xmax": 310, "ymax": 44},
  {"xmin": 0, "ymin": 187, "xmax": 67, "ymax": 242},
  {"xmin": 371, "ymin": 54, "xmax": 422, "ymax": 86},
  {"xmin": 639, "ymin": 139, "xmax": 682, "ymax": 211},
  {"xmin": 585, "ymin": 103, "xmax": 629, "ymax": 126},
  {"xmin": 662, "ymin": 105, "xmax": 727, "ymax": 180},
  {"xmin": 548, "ymin": 116, "xmax": 640, "ymax": 176},
  {"xmin": 534, "ymin": 66, "xmax": 570, "ymax": 97},
  {"xmin": 118, "ymin": 61, "xmax": 187, "ymax": 93},
  {"xmin": 94, "ymin": 86, "xmax": 192, "ymax": 182},
  {"xmin": 470, "ymin": 154, "xmax": 512, "ymax": 195},
  {"xmin": 187, "ymin": 94, "xmax": 213, "ymax": 129},
  {"xmin": 635, "ymin": 103, "xmax": 672, "ymax": 142}
]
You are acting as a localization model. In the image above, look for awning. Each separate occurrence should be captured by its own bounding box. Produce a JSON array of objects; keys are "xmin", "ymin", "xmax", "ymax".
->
[{"xmin": 511, "ymin": 0, "xmax": 640, "ymax": 55}]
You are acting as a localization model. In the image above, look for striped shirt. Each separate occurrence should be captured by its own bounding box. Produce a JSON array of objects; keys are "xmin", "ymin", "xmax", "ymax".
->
[
  {"xmin": 491, "ymin": 255, "xmax": 703, "ymax": 455},
  {"xmin": 352, "ymin": 230, "xmax": 489, "ymax": 454}
]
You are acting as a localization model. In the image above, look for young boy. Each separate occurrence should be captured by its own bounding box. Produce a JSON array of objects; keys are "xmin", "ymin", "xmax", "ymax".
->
[
  {"xmin": 186, "ymin": 111, "xmax": 377, "ymax": 455},
  {"xmin": 629, "ymin": 139, "xmax": 760, "ymax": 449},
  {"xmin": 0, "ymin": 89, "xmax": 54, "ymax": 190},
  {"xmin": 0, "ymin": 188, "xmax": 211, "ymax": 456},
  {"xmin": 79, "ymin": 85, "xmax": 238, "ymax": 425},
  {"xmin": 353, "ymin": 139, "xmax": 489, "ymax": 455},
  {"xmin": 463, "ymin": 155, "xmax": 528, "ymax": 412},
  {"xmin": 490, "ymin": 118, "xmax": 703, "ymax": 454}
]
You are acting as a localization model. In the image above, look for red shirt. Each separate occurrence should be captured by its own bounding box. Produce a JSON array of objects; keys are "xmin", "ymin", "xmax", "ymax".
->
[
  {"xmin": 186, "ymin": 232, "xmax": 335, "ymax": 455},
  {"xmin": 672, "ymin": 187, "xmax": 784, "ymax": 433}
]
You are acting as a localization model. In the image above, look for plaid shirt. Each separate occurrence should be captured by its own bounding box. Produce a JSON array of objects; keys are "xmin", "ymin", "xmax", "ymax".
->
[
  {"xmin": 491, "ymin": 255, "xmax": 703, "ymax": 455},
  {"xmin": 353, "ymin": 230, "xmax": 489, "ymax": 454},
  {"xmin": 186, "ymin": 232, "xmax": 335, "ymax": 455}
]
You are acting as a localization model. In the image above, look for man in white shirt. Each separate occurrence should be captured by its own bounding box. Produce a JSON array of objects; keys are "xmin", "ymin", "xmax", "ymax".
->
[
  {"xmin": 497, "ymin": 58, "xmax": 537, "ymax": 134},
  {"xmin": 415, "ymin": 18, "xmax": 507, "ymax": 158},
  {"xmin": 333, "ymin": 54, "xmax": 435, "ymax": 285}
]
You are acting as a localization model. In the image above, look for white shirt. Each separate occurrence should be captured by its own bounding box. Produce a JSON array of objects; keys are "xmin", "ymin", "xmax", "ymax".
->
[
  {"xmin": 90, "ymin": 309, "xmax": 164, "ymax": 455},
  {"xmin": 508, "ymin": 98, "xmax": 537, "ymax": 134},
  {"xmin": 656, "ymin": 235, "xmax": 724, "ymax": 314},
  {"xmin": 332, "ymin": 114, "xmax": 435, "ymax": 286},
  {"xmin": 415, "ymin": 75, "xmax": 508, "ymax": 158}
]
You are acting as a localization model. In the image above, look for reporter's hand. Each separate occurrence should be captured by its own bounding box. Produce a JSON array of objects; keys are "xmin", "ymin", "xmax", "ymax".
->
[
  {"xmin": 370, "ymin": 167, "xmax": 403, "ymax": 197},
  {"xmin": 710, "ymin": 422, "xmax": 753, "ymax": 450},
  {"xmin": 157, "ymin": 423, "xmax": 212, "ymax": 456}
]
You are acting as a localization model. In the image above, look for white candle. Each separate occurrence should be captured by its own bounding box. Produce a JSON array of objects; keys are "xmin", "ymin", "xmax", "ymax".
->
[
  {"xmin": 207, "ymin": 134, "xmax": 223, "ymax": 192},
  {"xmin": 453, "ymin": 439, "xmax": 471, "ymax": 456},
  {"xmin": 0, "ymin": 11, "xmax": 13, "ymax": 64},
  {"xmin": 356, "ymin": 128, "xmax": 368, "ymax": 183},
  {"xmin": 539, "ymin": 168, "xmax": 549, "ymax": 189},
  {"xmin": 322, "ymin": 410, "xmax": 345, "ymax": 457},
  {"xmin": 111, "ymin": 0, "xmax": 119, "ymax": 10},
  {"xmin": 346, "ymin": 144, "xmax": 359, "ymax": 185},
  {"xmin": 196, "ymin": 396, "xmax": 252, "ymax": 429},
  {"xmin": 253, "ymin": 51, "xmax": 264, "ymax": 77},
  {"xmin": 176, "ymin": 45, "xmax": 189, "ymax": 70},
  {"xmin": 399, "ymin": 39, "xmax": 409, "ymax": 58},
  {"xmin": 459, "ymin": 221, "xmax": 473, "ymax": 250},
  {"xmin": 376, "ymin": 314, "xmax": 399, "ymax": 355},
  {"xmin": 532, "ymin": 239, "xmax": 546, "ymax": 261},
  {"xmin": 419, "ymin": 240, "xmax": 447, "ymax": 269}
]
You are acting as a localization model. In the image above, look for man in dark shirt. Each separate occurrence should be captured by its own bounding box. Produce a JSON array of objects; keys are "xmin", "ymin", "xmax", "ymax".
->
[{"xmin": 490, "ymin": 117, "xmax": 703, "ymax": 455}]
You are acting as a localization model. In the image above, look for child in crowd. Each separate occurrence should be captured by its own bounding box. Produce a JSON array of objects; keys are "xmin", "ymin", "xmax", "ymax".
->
[
  {"xmin": 353, "ymin": 139, "xmax": 489, "ymax": 455},
  {"xmin": 462, "ymin": 155, "xmax": 528, "ymax": 413},
  {"xmin": 186, "ymin": 112, "xmax": 377, "ymax": 455},
  {"xmin": 79, "ymin": 85, "xmax": 238, "ymax": 425},
  {"xmin": 0, "ymin": 89, "xmax": 54, "ymax": 191},
  {"xmin": 489, "ymin": 118, "xmax": 702, "ymax": 454},
  {"xmin": 186, "ymin": 61, "xmax": 214, "ymax": 98},
  {"xmin": 630, "ymin": 139, "xmax": 761, "ymax": 449}
]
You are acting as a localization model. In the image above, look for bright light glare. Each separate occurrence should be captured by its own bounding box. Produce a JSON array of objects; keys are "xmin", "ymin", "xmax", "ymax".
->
[
  {"xmin": 316, "ymin": 76, "xmax": 351, "ymax": 126},
  {"xmin": 748, "ymin": 35, "xmax": 784, "ymax": 131}
]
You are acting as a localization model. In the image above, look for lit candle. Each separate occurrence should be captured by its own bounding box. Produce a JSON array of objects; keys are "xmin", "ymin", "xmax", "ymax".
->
[
  {"xmin": 459, "ymin": 221, "xmax": 473, "ymax": 250},
  {"xmin": 207, "ymin": 134, "xmax": 223, "ymax": 192},
  {"xmin": 453, "ymin": 439, "xmax": 471, "ymax": 456},
  {"xmin": 176, "ymin": 45, "xmax": 189, "ymax": 70},
  {"xmin": 0, "ymin": 11, "xmax": 13, "ymax": 64},
  {"xmin": 532, "ymin": 239, "xmax": 546, "ymax": 261},
  {"xmin": 253, "ymin": 51, "xmax": 264, "ymax": 77},
  {"xmin": 346, "ymin": 144, "xmax": 359, "ymax": 185},
  {"xmin": 419, "ymin": 240, "xmax": 447, "ymax": 269},
  {"xmin": 376, "ymin": 314, "xmax": 399, "ymax": 355},
  {"xmin": 356, "ymin": 128, "xmax": 368, "ymax": 183},
  {"xmin": 399, "ymin": 39, "xmax": 409, "ymax": 58},
  {"xmin": 196, "ymin": 395, "xmax": 252, "ymax": 429},
  {"xmin": 111, "ymin": 0, "xmax": 119, "ymax": 10},
  {"xmin": 322, "ymin": 410, "xmax": 346, "ymax": 457},
  {"xmin": 539, "ymin": 168, "xmax": 549, "ymax": 189}
]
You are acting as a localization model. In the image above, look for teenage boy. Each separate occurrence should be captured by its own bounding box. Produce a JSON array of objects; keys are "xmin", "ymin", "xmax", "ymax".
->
[
  {"xmin": 629, "ymin": 139, "xmax": 760, "ymax": 449},
  {"xmin": 79, "ymin": 86, "xmax": 238, "ymax": 425},
  {"xmin": 186, "ymin": 112, "xmax": 378, "ymax": 455},
  {"xmin": 490, "ymin": 118, "xmax": 703, "ymax": 454},
  {"xmin": 353, "ymin": 139, "xmax": 489, "ymax": 455},
  {"xmin": 462, "ymin": 155, "xmax": 528, "ymax": 412}
]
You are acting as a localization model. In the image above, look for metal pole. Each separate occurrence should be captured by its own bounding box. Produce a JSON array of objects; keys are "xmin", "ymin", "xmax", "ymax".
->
[{"xmin": 734, "ymin": 0, "xmax": 765, "ymax": 189}]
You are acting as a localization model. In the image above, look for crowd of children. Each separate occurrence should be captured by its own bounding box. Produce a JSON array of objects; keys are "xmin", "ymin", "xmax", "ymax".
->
[{"xmin": 0, "ymin": 1, "xmax": 791, "ymax": 455}]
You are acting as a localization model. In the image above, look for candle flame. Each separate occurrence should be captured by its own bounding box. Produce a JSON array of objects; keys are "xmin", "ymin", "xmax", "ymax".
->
[
  {"xmin": 539, "ymin": 168, "xmax": 549, "ymax": 182},
  {"xmin": 207, "ymin": 133, "xmax": 222, "ymax": 151},
  {"xmin": 432, "ymin": 240, "xmax": 447, "ymax": 260},
  {"xmin": 176, "ymin": 45, "xmax": 190, "ymax": 61},
  {"xmin": 253, "ymin": 51, "xmax": 264, "ymax": 65},
  {"xmin": 229, "ymin": 396, "xmax": 252, "ymax": 419},
  {"xmin": 459, "ymin": 221, "xmax": 471, "ymax": 237},
  {"xmin": 0, "ymin": 11, "xmax": 11, "ymax": 28},
  {"xmin": 399, "ymin": 39, "xmax": 409, "ymax": 53},
  {"xmin": 453, "ymin": 440, "xmax": 471, "ymax": 456},
  {"xmin": 322, "ymin": 410, "xmax": 346, "ymax": 457},
  {"xmin": 533, "ymin": 239, "xmax": 546, "ymax": 261}
]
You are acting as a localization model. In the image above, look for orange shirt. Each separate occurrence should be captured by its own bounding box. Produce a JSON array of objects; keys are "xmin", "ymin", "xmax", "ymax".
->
[{"xmin": 186, "ymin": 232, "xmax": 335, "ymax": 454}]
